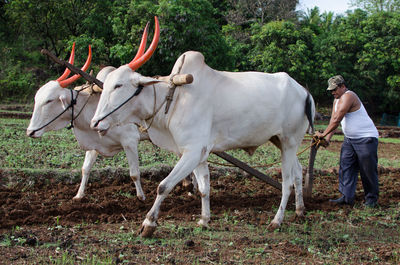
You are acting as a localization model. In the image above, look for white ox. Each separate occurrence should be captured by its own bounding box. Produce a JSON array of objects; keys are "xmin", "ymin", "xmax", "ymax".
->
[
  {"xmin": 26, "ymin": 44, "xmax": 147, "ymax": 201},
  {"xmin": 91, "ymin": 50, "xmax": 315, "ymax": 237}
]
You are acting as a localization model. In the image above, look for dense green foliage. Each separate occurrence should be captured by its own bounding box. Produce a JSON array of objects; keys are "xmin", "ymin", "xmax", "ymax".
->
[{"xmin": 1, "ymin": 0, "xmax": 399, "ymax": 113}]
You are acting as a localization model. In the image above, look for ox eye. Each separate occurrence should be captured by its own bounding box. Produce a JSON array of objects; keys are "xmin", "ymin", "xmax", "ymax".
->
[
  {"xmin": 45, "ymin": 99, "xmax": 53, "ymax": 105},
  {"xmin": 114, "ymin": 84, "xmax": 122, "ymax": 89}
]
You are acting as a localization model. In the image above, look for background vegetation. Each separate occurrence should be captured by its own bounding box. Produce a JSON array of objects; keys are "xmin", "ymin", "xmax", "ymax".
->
[{"xmin": 1, "ymin": 0, "xmax": 400, "ymax": 113}]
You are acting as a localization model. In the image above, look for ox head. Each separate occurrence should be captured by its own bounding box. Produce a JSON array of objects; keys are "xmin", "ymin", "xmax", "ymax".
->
[
  {"xmin": 91, "ymin": 16, "xmax": 160, "ymax": 135},
  {"xmin": 27, "ymin": 43, "xmax": 92, "ymax": 137}
]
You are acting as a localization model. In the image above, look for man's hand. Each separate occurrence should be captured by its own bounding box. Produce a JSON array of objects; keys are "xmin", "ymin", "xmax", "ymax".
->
[
  {"xmin": 314, "ymin": 131, "xmax": 324, "ymax": 139},
  {"xmin": 313, "ymin": 132, "xmax": 330, "ymax": 148}
]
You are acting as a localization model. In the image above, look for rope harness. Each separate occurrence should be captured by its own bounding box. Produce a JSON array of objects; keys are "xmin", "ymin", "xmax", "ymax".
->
[
  {"xmin": 28, "ymin": 85, "xmax": 94, "ymax": 136},
  {"xmin": 106, "ymin": 55, "xmax": 187, "ymax": 133},
  {"xmin": 30, "ymin": 89, "xmax": 73, "ymax": 136},
  {"xmin": 137, "ymin": 84, "xmax": 168, "ymax": 133},
  {"xmin": 92, "ymin": 85, "xmax": 144, "ymax": 128}
]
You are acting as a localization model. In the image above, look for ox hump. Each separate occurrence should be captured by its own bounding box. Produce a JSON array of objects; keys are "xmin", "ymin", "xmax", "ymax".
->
[{"xmin": 172, "ymin": 51, "xmax": 206, "ymax": 74}]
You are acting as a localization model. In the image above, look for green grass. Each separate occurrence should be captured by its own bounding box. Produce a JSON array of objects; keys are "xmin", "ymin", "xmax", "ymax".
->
[{"xmin": 1, "ymin": 117, "xmax": 400, "ymax": 171}]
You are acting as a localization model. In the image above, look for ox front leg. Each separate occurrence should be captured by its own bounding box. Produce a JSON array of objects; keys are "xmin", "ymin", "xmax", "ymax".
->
[
  {"xmin": 124, "ymin": 141, "xmax": 145, "ymax": 201},
  {"xmin": 268, "ymin": 147, "xmax": 297, "ymax": 230},
  {"xmin": 140, "ymin": 149, "xmax": 204, "ymax": 238},
  {"xmin": 73, "ymin": 150, "xmax": 98, "ymax": 200},
  {"xmin": 193, "ymin": 162, "xmax": 211, "ymax": 227}
]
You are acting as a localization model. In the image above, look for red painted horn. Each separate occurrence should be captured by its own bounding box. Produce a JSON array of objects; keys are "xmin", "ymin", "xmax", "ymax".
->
[
  {"xmin": 132, "ymin": 22, "xmax": 149, "ymax": 62},
  {"xmin": 128, "ymin": 16, "xmax": 160, "ymax": 71},
  {"xmin": 56, "ymin": 42, "xmax": 75, "ymax": 81},
  {"xmin": 58, "ymin": 45, "xmax": 92, "ymax": 88}
]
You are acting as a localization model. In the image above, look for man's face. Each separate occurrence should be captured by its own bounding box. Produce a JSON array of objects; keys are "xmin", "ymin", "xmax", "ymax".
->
[{"xmin": 331, "ymin": 84, "xmax": 345, "ymax": 99}]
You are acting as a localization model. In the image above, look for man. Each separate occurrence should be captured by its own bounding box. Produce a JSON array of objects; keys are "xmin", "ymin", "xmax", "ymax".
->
[{"xmin": 314, "ymin": 75, "xmax": 379, "ymax": 207}]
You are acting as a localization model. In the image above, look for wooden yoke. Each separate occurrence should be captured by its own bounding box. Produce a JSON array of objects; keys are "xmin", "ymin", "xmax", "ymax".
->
[
  {"xmin": 41, "ymin": 49, "xmax": 104, "ymax": 89},
  {"xmin": 155, "ymin": 74, "xmax": 193, "ymax": 86}
]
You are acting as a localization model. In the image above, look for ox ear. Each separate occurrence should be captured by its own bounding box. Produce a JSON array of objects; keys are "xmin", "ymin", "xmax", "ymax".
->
[
  {"xmin": 138, "ymin": 76, "xmax": 161, "ymax": 87},
  {"xmin": 59, "ymin": 93, "xmax": 69, "ymax": 110}
]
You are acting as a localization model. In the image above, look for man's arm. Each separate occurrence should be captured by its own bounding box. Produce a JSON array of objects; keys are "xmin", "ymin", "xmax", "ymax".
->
[
  {"xmin": 316, "ymin": 93, "xmax": 355, "ymax": 139},
  {"xmin": 324, "ymin": 102, "xmax": 338, "ymax": 142}
]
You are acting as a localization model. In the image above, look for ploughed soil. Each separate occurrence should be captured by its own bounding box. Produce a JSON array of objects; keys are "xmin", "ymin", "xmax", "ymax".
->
[{"xmin": 1, "ymin": 142, "xmax": 400, "ymax": 264}]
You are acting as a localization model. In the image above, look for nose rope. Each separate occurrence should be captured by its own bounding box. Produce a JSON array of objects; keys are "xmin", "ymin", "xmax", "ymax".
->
[
  {"xmin": 29, "ymin": 89, "xmax": 79, "ymax": 136},
  {"xmin": 68, "ymin": 84, "xmax": 93, "ymax": 127},
  {"xmin": 93, "ymin": 85, "xmax": 144, "ymax": 128}
]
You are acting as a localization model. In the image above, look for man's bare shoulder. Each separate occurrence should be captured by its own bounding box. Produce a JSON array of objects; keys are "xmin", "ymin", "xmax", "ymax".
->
[{"xmin": 342, "ymin": 90, "xmax": 361, "ymax": 111}]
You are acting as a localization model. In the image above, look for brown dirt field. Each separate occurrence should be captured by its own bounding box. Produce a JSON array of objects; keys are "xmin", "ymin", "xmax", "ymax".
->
[
  {"xmin": 1, "ymin": 141, "xmax": 399, "ymax": 264},
  {"xmin": 1, "ymin": 168, "xmax": 400, "ymax": 264},
  {"xmin": 1, "ymin": 166, "xmax": 400, "ymax": 230}
]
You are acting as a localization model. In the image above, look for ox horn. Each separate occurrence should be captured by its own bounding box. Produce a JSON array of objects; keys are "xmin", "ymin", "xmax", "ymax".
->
[
  {"xmin": 91, "ymin": 84, "xmax": 103, "ymax": 93},
  {"xmin": 128, "ymin": 16, "xmax": 160, "ymax": 71},
  {"xmin": 58, "ymin": 45, "xmax": 92, "ymax": 88},
  {"xmin": 87, "ymin": 21, "xmax": 151, "ymax": 94},
  {"xmin": 133, "ymin": 22, "xmax": 149, "ymax": 62},
  {"xmin": 56, "ymin": 42, "xmax": 75, "ymax": 81}
]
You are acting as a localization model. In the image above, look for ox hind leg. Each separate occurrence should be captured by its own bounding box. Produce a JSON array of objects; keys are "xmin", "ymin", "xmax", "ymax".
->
[
  {"xmin": 269, "ymin": 135, "xmax": 305, "ymax": 219},
  {"xmin": 293, "ymin": 158, "xmax": 305, "ymax": 218},
  {"xmin": 140, "ymin": 148, "xmax": 207, "ymax": 237},
  {"xmin": 269, "ymin": 143, "xmax": 303, "ymax": 229},
  {"xmin": 73, "ymin": 150, "xmax": 98, "ymax": 200}
]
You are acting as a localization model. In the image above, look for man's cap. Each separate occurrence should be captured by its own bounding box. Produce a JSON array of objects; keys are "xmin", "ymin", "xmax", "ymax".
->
[{"xmin": 327, "ymin": 75, "xmax": 345, "ymax": 90}]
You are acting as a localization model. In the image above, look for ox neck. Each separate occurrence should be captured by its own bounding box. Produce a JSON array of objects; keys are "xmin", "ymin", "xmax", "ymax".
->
[
  {"xmin": 92, "ymin": 85, "xmax": 145, "ymax": 128},
  {"xmin": 69, "ymin": 90, "xmax": 95, "ymax": 129},
  {"xmin": 140, "ymin": 82, "xmax": 172, "ymax": 128}
]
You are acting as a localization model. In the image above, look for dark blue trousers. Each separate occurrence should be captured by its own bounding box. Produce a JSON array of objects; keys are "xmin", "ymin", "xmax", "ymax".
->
[{"xmin": 338, "ymin": 137, "xmax": 379, "ymax": 204}]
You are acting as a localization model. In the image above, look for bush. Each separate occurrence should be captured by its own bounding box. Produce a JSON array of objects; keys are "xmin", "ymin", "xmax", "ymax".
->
[{"xmin": 0, "ymin": 62, "xmax": 36, "ymax": 103}]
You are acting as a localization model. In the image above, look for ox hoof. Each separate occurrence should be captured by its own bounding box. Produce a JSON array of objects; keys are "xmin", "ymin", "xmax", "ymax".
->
[
  {"xmin": 72, "ymin": 196, "xmax": 83, "ymax": 201},
  {"xmin": 290, "ymin": 213, "xmax": 306, "ymax": 223},
  {"xmin": 137, "ymin": 195, "xmax": 146, "ymax": 202},
  {"xmin": 139, "ymin": 225, "xmax": 157, "ymax": 238},
  {"xmin": 187, "ymin": 192, "xmax": 197, "ymax": 198},
  {"xmin": 296, "ymin": 207, "xmax": 305, "ymax": 217},
  {"xmin": 197, "ymin": 218, "xmax": 210, "ymax": 227},
  {"xmin": 267, "ymin": 222, "xmax": 280, "ymax": 232}
]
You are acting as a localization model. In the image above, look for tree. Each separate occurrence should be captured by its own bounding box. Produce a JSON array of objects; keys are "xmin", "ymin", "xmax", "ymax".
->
[
  {"xmin": 355, "ymin": 11, "xmax": 400, "ymax": 112},
  {"xmin": 248, "ymin": 20, "xmax": 316, "ymax": 93},
  {"xmin": 124, "ymin": 0, "xmax": 235, "ymax": 75},
  {"xmin": 226, "ymin": 0, "xmax": 298, "ymax": 25},
  {"xmin": 350, "ymin": 0, "xmax": 400, "ymax": 12},
  {"xmin": 298, "ymin": 7, "xmax": 336, "ymax": 35}
]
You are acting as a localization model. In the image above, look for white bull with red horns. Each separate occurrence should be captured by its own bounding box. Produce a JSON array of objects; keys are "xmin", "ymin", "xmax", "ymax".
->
[
  {"xmin": 90, "ymin": 16, "xmax": 316, "ymax": 237},
  {"xmin": 26, "ymin": 26, "xmax": 157, "ymax": 200}
]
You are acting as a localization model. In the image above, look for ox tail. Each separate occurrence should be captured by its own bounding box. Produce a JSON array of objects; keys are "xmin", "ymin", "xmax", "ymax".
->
[{"xmin": 305, "ymin": 92, "xmax": 315, "ymax": 134}]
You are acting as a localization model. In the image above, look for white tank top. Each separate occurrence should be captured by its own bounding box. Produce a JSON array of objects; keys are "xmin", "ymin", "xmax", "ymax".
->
[{"xmin": 335, "ymin": 91, "xmax": 379, "ymax": 139}]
